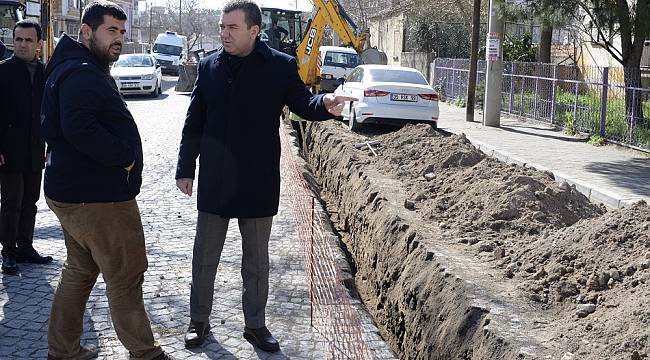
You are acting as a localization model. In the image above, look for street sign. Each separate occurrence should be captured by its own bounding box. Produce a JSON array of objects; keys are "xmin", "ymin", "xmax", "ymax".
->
[{"xmin": 486, "ymin": 32, "xmax": 501, "ymax": 61}]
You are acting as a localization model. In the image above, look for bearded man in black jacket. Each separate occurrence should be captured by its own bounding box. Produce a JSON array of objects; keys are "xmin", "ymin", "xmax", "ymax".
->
[{"xmin": 40, "ymin": 1, "xmax": 174, "ymax": 359}]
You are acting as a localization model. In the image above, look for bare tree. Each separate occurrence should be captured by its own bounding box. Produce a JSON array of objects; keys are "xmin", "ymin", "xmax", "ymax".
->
[{"xmin": 163, "ymin": 0, "xmax": 220, "ymax": 51}]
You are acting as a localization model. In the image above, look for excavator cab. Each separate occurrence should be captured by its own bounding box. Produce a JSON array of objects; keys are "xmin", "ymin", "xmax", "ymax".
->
[
  {"xmin": 0, "ymin": 0, "xmax": 25, "ymax": 59},
  {"xmin": 260, "ymin": 7, "xmax": 303, "ymax": 56}
]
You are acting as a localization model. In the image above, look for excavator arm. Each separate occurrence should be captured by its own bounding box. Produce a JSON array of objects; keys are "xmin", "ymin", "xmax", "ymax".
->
[
  {"xmin": 295, "ymin": 0, "xmax": 369, "ymax": 90},
  {"xmin": 41, "ymin": 0, "xmax": 55, "ymax": 62}
]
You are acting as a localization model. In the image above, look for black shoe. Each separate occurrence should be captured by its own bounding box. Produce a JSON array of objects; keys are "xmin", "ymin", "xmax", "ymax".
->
[
  {"xmin": 48, "ymin": 344, "xmax": 99, "ymax": 359},
  {"xmin": 16, "ymin": 248, "xmax": 53, "ymax": 264},
  {"xmin": 151, "ymin": 351, "xmax": 176, "ymax": 360},
  {"xmin": 243, "ymin": 326, "xmax": 280, "ymax": 353},
  {"xmin": 184, "ymin": 320, "xmax": 211, "ymax": 348},
  {"xmin": 1, "ymin": 255, "xmax": 18, "ymax": 275}
]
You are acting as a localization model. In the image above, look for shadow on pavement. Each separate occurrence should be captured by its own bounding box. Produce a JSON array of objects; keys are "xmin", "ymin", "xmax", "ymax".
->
[
  {"xmin": 584, "ymin": 158, "xmax": 650, "ymax": 197},
  {"xmin": 0, "ymin": 260, "xmax": 98, "ymax": 358},
  {"xmin": 498, "ymin": 124, "xmax": 588, "ymax": 142}
]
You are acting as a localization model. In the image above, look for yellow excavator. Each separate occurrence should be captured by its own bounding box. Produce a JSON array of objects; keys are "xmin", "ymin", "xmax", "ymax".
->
[
  {"xmin": 283, "ymin": 0, "xmax": 386, "ymax": 147},
  {"xmin": 176, "ymin": 0, "xmax": 386, "ymax": 92},
  {"xmin": 293, "ymin": 0, "xmax": 386, "ymax": 93},
  {"xmin": 41, "ymin": 0, "xmax": 56, "ymax": 62}
]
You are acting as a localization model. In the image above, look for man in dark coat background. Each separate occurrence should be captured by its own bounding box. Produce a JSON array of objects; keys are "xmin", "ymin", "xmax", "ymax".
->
[
  {"xmin": 0, "ymin": 19, "xmax": 52, "ymax": 275},
  {"xmin": 175, "ymin": 0, "xmax": 354, "ymax": 353}
]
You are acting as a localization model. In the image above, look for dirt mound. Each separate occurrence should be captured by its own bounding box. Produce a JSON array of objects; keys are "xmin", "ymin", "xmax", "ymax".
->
[
  {"xmin": 370, "ymin": 125, "xmax": 603, "ymax": 240},
  {"xmin": 327, "ymin": 123, "xmax": 649, "ymax": 359},
  {"xmin": 507, "ymin": 203, "xmax": 650, "ymax": 358}
]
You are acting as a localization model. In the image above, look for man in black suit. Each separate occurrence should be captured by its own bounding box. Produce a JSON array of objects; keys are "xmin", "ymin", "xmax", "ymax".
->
[
  {"xmin": 0, "ymin": 19, "xmax": 52, "ymax": 275},
  {"xmin": 175, "ymin": 0, "xmax": 354, "ymax": 353}
]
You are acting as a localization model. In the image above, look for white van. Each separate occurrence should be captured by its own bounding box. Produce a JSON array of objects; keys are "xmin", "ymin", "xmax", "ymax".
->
[
  {"xmin": 152, "ymin": 31, "xmax": 187, "ymax": 75},
  {"xmin": 318, "ymin": 46, "xmax": 361, "ymax": 93}
]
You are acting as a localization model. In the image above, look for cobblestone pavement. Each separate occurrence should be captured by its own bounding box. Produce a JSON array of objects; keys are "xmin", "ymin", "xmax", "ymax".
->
[{"xmin": 0, "ymin": 78, "xmax": 396, "ymax": 359}]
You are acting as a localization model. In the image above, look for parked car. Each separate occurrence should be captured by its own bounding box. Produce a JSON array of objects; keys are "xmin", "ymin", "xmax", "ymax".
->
[
  {"xmin": 111, "ymin": 53, "xmax": 163, "ymax": 97},
  {"xmin": 317, "ymin": 46, "xmax": 361, "ymax": 93},
  {"xmin": 334, "ymin": 65, "xmax": 439, "ymax": 131}
]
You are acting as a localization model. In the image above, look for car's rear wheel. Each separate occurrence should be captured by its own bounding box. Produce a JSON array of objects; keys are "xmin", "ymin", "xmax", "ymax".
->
[
  {"xmin": 158, "ymin": 80, "xmax": 162, "ymax": 94},
  {"xmin": 349, "ymin": 105, "xmax": 361, "ymax": 132}
]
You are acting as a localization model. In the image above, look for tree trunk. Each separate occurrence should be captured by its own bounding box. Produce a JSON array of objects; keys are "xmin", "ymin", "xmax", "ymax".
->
[
  {"xmin": 466, "ymin": 0, "xmax": 482, "ymax": 121},
  {"xmin": 612, "ymin": 0, "xmax": 648, "ymax": 128},
  {"xmin": 538, "ymin": 23, "xmax": 552, "ymax": 63},
  {"xmin": 623, "ymin": 62, "xmax": 645, "ymax": 125}
]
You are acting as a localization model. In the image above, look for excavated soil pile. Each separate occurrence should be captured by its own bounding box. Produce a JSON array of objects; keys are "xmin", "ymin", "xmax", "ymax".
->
[
  {"xmin": 302, "ymin": 121, "xmax": 649, "ymax": 359},
  {"xmin": 371, "ymin": 125, "xmax": 604, "ymax": 239},
  {"xmin": 508, "ymin": 204, "xmax": 650, "ymax": 358}
]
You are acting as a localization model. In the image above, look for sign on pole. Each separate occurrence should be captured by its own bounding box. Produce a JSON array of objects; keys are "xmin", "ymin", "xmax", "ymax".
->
[{"xmin": 486, "ymin": 32, "xmax": 501, "ymax": 62}]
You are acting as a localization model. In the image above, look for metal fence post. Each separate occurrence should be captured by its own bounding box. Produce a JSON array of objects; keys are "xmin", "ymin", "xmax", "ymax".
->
[
  {"xmin": 509, "ymin": 62, "xmax": 515, "ymax": 113},
  {"xmin": 573, "ymin": 81, "xmax": 579, "ymax": 127},
  {"xmin": 451, "ymin": 59, "xmax": 456, "ymax": 99},
  {"xmin": 599, "ymin": 67, "xmax": 609, "ymax": 136},
  {"xmin": 534, "ymin": 76, "xmax": 539, "ymax": 119},
  {"xmin": 519, "ymin": 64, "xmax": 525, "ymax": 116},
  {"xmin": 550, "ymin": 64, "xmax": 557, "ymax": 125}
]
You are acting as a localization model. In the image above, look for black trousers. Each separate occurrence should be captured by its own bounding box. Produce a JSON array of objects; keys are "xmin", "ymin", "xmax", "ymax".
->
[{"xmin": 0, "ymin": 171, "xmax": 42, "ymax": 257}]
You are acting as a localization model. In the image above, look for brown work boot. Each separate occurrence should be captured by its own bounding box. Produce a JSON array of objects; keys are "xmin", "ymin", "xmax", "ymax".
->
[{"xmin": 47, "ymin": 344, "xmax": 99, "ymax": 360}]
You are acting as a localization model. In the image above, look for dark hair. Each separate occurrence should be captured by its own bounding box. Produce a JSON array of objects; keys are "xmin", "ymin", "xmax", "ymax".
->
[
  {"xmin": 222, "ymin": 0, "xmax": 262, "ymax": 29},
  {"xmin": 81, "ymin": 0, "xmax": 127, "ymax": 31},
  {"xmin": 14, "ymin": 19, "xmax": 42, "ymax": 41}
]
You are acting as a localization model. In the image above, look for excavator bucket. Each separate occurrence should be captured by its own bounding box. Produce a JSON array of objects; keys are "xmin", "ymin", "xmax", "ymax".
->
[{"xmin": 360, "ymin": 48, "xmax": 388, "ymax": 65}]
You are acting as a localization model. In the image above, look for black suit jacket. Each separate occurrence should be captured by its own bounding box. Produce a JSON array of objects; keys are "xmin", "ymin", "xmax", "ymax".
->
[{"xmin": 176, "ymin": 40, "xmax": 331, "ymax": 218}]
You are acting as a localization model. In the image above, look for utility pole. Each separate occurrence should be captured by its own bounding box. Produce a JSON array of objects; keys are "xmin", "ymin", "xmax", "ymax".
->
[
  {"xmin": 149, "ymin": 1, "xmax": 153, "ymax": 50},
  {"xmin": 178, "ymin": 0, "xmax": 182, "ymax": 34},
  {"xmin": 466, "ymin": 0, "xmax": 481, "ymax": 122},
  {"xmin": 482, "ymin": 0, "xmax": 505, "ymax": 127}
]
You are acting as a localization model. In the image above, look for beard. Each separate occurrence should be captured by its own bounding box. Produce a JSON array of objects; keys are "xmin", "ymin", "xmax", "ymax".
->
[{"xmin": 88, "ymin": 34, "xmax": 122, "ymax": 63}]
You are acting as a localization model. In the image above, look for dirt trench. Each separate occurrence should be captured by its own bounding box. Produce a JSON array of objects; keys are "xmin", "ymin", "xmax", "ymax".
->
[{"xmin": 298, "ymin": 121, "xmax": 650, "ymax": 360}]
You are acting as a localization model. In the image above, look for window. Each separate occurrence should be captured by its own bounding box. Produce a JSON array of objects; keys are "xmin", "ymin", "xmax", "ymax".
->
[
  {"xmin": 114, "ymin": 55, "xmax": 154, "ymax": 67},
  {"xmin": 323, "ymin": 51, "xmax": 361, "ymax": 68},
  {"xmin": 66, "ymin": 23, "xmax": 78, "ymax": 37},
  {"xmin": 367, "ymin": 69, "xmax": 428, "ymax": 85},
  {"xmin": 347, "ymin": 68, "xmax": 363, "ymax": 83},
  {"xmin": 153, "ymin": 44, "xmax": 182, "ymax": 56},
  {"xmin": 0, "ymin": 5, "xmax": 18, "ymax": 29}
]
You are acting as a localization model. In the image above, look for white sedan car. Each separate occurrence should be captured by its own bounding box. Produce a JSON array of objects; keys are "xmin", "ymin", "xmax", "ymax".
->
[
  {"xmin": 334, "ymin": 65, "xmax": 440, "ymax": 131},
  {"xmin": 111, "ymin": 54, "xmax": 163, "ymax": 97}
]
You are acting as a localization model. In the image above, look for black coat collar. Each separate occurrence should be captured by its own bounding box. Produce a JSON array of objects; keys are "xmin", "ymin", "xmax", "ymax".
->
[{"xmin": 213, "ymin": 38, "xmax": 272, "ymax": 64}]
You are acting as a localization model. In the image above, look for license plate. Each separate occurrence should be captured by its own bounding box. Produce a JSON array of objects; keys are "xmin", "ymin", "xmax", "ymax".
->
[
  {"xmin": 390, "ymin": 93, "xmax": 417, "ymax": 102},
  {"xmin": 122, "ymin": 83, "xmax": 139, "ymax": 89}
]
